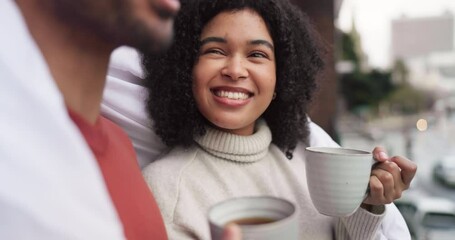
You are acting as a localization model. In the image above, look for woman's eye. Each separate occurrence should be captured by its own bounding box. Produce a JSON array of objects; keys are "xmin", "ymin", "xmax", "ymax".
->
[
  {"xmin": 249, "ymin": 52, "xmax": 268, "ymax": 58},
  {"xmin": 204, "ymin": 49, "xmax": 224, "ymax": 55}
]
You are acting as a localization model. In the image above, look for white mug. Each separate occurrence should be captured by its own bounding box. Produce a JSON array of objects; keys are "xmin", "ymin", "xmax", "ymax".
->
[
  {"xmin": 208, "ymin": 196, "xmax": 298, "ymax": 240},
  {"xmin": 304, "ymin": 147, "xmax": 374, "ymax": 217}
]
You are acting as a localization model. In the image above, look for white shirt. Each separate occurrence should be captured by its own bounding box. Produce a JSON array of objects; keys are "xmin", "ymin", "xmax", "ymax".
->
[
  {"xmin": 102, "ymin": 47, "xmax": 167, "ymax": 169},
  {"xmin": 0, "ymin": 1, "xmax": 124, "ymax": 239},
  {"xmin": 102, "ymin": 46, "xmax": 411, "ymax": 240}
]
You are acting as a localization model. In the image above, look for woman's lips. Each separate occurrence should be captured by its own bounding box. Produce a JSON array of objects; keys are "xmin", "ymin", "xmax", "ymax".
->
[
  {"xmin": 213, "ymin": 90, "xmax": 250, "ymax": 100},
  {"xmin": 211, "ymin": 87, "xmax": 253, "ymax": 107}
]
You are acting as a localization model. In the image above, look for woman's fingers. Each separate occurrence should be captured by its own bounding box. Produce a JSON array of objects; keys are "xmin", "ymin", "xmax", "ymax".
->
[
  {"xmin": 364, "ymin": 156, "xmax": 417, "ymax": 206},
  {"xmin": 222, "ymin": 223, "xmax": 242, "ymax": 240},
  {"xmin": 391, "ymin": 156, "xmax": 418, "ymax": 187},
  {"xmin": 372, "ymin": 146, "xmax": 390, "ymax": 162}
]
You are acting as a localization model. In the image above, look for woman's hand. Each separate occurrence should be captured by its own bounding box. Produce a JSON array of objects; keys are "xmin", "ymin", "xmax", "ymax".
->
[
  {"xmin": 362, "ymin": 146, "xmax": 417, "ymax": 207},
  {"xmin": 222, "ymin": 223, "xmax": 242, "ymax": 240}
]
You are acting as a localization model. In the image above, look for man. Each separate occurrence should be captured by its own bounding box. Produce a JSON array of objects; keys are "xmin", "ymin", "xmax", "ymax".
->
[{"xmin": 0, "ymin": 0, "xmax": 179, "ymax": 239}]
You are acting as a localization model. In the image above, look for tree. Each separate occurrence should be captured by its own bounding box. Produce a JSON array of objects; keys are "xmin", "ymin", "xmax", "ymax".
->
[
  {"xmin": 340, "ymin": 70, "xmax": 395, "ymax": 112},
  {"xmin": 392, "ymin": 59, "xmax": 409, "ymax": 85}
]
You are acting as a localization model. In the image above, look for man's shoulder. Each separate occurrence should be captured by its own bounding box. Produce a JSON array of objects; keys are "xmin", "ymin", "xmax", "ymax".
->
[{"xmin": 100, "ymin": 115, "xmax": 130, "ymax": 139}]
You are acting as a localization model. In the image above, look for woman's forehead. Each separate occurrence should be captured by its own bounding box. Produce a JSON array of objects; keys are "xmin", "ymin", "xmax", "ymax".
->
[{"xmin": 200, "ymin": 9, "xmax": 273, "ymax": 43}]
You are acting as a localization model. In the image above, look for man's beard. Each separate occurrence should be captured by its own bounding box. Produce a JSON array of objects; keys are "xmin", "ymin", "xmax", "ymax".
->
[
  {"xmin": 122, "ymin": 1, "xmax": 177, "ymax": 54},
  {"xmin": 50, "ymin": 0, "xmax": 175, "ymax": 54},
  {"xmin": 117, "ymin": 17, "xmax": 175, "ymax": 54}
]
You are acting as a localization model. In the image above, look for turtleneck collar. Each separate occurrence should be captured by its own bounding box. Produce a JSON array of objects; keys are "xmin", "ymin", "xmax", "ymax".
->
[{"xmin": 194, "ymin": 120, "xmax": 272, "ymax": 163}]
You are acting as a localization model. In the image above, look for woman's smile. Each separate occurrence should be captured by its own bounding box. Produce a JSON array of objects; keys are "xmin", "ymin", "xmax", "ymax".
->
[{"xmin": 211, "ymin": 87, "xmax": 253, "ymax": 107}]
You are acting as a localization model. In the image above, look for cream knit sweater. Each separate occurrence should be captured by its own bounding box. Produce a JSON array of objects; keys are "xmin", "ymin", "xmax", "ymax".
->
[{"xmin": 143, "ymin": 120, "xmax": 385, "ymax": 240}]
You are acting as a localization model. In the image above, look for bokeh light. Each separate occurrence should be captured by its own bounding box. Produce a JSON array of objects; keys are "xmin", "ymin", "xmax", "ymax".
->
[{"xmin": 416, "ymin": 118, "xmax": 428, "ymax": 131}]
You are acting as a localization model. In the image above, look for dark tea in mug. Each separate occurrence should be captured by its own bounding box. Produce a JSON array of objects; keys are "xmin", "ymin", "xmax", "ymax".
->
[
  {"xmin": 229, "ymin": 217, "xmax": 276, "ymax": 226},
  {"xmin": 209, "ymin": 196, "xmax": 298, "ymax": 240}
]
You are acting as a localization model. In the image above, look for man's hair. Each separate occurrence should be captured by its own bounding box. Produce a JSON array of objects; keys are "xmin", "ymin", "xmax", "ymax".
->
[{"xmin": 143, "ymin": 0, "xmax": 326, "ymax": 158}]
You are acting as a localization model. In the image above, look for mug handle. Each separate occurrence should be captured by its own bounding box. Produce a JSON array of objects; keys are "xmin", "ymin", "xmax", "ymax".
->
[{"xmin": 363, "ymin": 158, "xmax": 379, "ymax": 200}]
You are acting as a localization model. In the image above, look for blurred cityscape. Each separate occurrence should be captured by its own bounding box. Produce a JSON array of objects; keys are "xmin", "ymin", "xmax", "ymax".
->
[
  {"xmin": 335, "ymin": 1, "xmax": 455, "ymax": 239},
  {"xmin": 289, "ymin": 0, "xmax": 455, "ymax": 238}
]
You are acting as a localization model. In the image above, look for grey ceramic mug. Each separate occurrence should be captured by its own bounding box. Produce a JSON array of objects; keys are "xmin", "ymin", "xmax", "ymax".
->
[
  {"xmin": 305, "ymin": 147, "xmax": 374, "ymax": 217},
  {"xmin": 208, "ymin": 196, "xmax": 298, "ymax": 240}
]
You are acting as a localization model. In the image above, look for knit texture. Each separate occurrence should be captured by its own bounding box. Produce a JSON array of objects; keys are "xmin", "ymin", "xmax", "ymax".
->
[
  {"xmin": 143, "ymin": 121, "xmax": 385, "ymax": 240},
  {"xmin": 194, "ymin": 120, "xmax": 271, "ymax": 163}
]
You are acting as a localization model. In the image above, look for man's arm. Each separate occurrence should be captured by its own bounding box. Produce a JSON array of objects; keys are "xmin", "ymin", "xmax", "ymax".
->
[
  {"xmin": 0, "ymin": 2, "xmax": 124, "ymax": 238},
  {"xmin": 102, "ymin": 47, "xmax": 167, "ymax": 168}
]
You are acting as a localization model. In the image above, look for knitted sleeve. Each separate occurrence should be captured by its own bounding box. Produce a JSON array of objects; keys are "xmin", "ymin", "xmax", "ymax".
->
[
  {"xmin": 142, "ymin": 147, "xmax": 205, "ymax": 240},
  {"xmin": 335, "ymin": 206, "xmax": 385, "ymax": 240}
]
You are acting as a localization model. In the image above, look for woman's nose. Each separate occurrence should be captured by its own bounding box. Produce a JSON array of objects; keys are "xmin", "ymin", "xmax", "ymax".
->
[{"xmin": 221, "ymin": 56, "xmax": 248, "ymax": 81}]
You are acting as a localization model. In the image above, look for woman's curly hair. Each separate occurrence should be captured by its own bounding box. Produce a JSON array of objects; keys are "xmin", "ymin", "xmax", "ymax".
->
[{"xmin": 143, "ymin": 0, "xmax": 326, "ymax": 158}]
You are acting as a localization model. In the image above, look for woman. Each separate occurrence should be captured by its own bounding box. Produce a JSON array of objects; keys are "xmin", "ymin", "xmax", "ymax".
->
[{"xmin": 142, "ymin": 0, "xmax": 415, "ymax": 239}]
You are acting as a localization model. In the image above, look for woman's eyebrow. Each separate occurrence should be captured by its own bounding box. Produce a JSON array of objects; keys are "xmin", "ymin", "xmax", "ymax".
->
[
  {"xmin": 200, "ymin": 37, "xmax": 274, "ymax": 51},
  {"xmin": 249, "ymin": 39, "xmax": 274, "ymax": 51},
  {"xmin": 200, "ymin": 37, "xmax": 226, "ymax": 46}
]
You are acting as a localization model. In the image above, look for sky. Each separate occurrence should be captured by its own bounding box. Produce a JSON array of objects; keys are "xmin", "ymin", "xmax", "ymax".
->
[{"xmin": 337, "ymin": 0, "xmax": 455, "ymax": 69}]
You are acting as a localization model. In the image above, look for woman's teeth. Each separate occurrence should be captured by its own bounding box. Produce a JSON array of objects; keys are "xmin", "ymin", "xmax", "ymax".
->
[{"xmin": 214, "ymin": 90, "xmax": 249, "ymax": 100}]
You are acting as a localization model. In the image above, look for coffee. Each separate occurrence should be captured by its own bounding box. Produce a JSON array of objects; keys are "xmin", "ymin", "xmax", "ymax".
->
[
  {"xmin": 208, "ymin": 196, "xmax": 298, "ymax": 240},
  {"xmin": 229, "ymin": 217, "xmax": 276, "ymax": 225}
]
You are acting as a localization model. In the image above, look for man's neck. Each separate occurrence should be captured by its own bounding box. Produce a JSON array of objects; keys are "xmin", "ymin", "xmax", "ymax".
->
[{"xmin": 16, "ymin": 0, "xmax": 115, "ymax": 124}]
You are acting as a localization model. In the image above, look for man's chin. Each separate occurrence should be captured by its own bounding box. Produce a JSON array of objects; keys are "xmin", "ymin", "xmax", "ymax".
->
[
  {"xmin": 135, "ymin": 29, "xmax": 174, "ymax": 54},
  {"xmin": 124, "ymin": 18, "xmax": 174, "ymax": 54},
  {"xmin": 150, "ymin": 0, "xmax": 180, "ymax": 20}
]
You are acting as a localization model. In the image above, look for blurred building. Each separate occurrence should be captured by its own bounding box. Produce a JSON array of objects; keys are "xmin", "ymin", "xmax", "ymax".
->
[
  {"xmin": 392, "ymin": 13, "xmax": 454, "ymax": 59},
  {"xmin": 391, "ymin": 12, "xmax": 455, "ymax": 95},
  {"xmin": 291, "ymin": 0, "xmax": 344, "ymax": 139}
]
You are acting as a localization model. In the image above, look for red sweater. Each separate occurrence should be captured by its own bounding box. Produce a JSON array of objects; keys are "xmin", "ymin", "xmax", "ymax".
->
[{"xmin": 69, "ymin": 110, "xmax": 167, "ymax": 240}]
